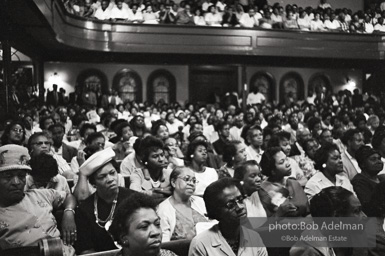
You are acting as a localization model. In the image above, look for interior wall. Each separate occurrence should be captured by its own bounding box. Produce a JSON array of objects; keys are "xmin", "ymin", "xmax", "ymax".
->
[
  {"xmin": 44, "ymin": 62, "xmax": 363, "ymax": 105},
  {"xmin": 44, "ymin": 62, "xmax": 189, "ymax": 105},
  {"xmin": 267, "ymin": 0, "xmax": 364, "ymax": 12},
  {"xmin": 246, "ymin": 66, "xmax": 363, "ymax": 101}
]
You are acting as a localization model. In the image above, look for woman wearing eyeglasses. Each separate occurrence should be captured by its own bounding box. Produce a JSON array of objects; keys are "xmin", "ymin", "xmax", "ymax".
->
[
  {"xmin": 0, "ymin": 120, "xmax": 26, "ymax": 146},
  {"xmin": 28, "ymin": 132, "xmax": 73, "ymax": 178},
  {"xmin": 157, "ymin": 166, "xmax": 209, "ymax": 242},
  {"xmin": 189, "ymin": 178, "xmax": 268, "ymax": 256}
]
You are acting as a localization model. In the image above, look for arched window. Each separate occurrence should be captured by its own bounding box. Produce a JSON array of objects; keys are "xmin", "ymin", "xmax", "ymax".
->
[
  {"xmin": 308, "ymin": 73, "xmax": 332, "ymax": 97},
  {"xmin": 147, "ymin": 69, "xmax": 176, "ymax": 104},
  {"xmin": 249, "ymin": 71, "xmax": 276, "ymax": 102},
  {"xmin": 279, "ymin": 72, "xmax": 305, "ymax": 105},
  {"xmin": 76, "ymin": 69, "xmax": 108, "ymax": 95},
  {"xmin": 113, "ymin": 69, "xmax": 142, "ymax": 103}
]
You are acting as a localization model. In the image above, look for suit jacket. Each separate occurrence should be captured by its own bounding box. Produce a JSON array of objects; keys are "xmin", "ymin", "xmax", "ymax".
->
[
  {"xmin": 100, "ymin": 94, "xmax": 109, "ymax": 109},
  {"xmin": 289, "ymin": 143, "xmax": 301, "ymax": 157},
  {"xmin": 189, "ymin": 224, "xmax": 268, "ymax": 256},
  {"xmin": 213, "ymin": 138, "xmax": 228, "ymax": 155},
  {"xmin": 62, "ymin": 143, "xmax": 78, "ymax": 163},
  {"xmin": 341, "ymin": 150, "xmax": 361, "ymax": 180}
]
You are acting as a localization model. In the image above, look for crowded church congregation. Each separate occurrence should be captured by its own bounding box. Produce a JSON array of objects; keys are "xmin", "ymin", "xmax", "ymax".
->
[{"xmin": 2, "ymin": 0, "xmax": 385, "ymax": 255}]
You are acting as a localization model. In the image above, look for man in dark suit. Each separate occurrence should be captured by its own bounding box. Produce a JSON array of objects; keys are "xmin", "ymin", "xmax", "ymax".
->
[
  {"xmin": 213, "ymin": 121, "xmax": 231, "ymax": 156},
  {"xmin": 47, "ymin": 84, "xmax": 59, "ymax": 107},
  {"xmin": 290, "ymin": 127, "xmax": 311, "ymax": 157},
  {"xmin": 48, "ymin": 123, "xmax": 77, "ymax": 163}
]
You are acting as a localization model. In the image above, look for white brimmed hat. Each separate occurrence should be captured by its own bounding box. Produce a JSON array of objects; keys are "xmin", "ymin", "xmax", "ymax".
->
[
  {"xmin": 0, "ymin": 145, "xmax": 31, "ymax": 172},
  {"xmin": 79, "ymin": 147, "xmax": 115, "ymax": 176}
]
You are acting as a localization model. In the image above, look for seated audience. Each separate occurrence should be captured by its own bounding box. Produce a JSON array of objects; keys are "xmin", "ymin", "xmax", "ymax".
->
[
  {"xmin": 205, "ymin": 6, "xmax": 222, "ymax": 27},
  {"xmin": 158, "ymin": 166, "xmax": 209, "ymax": 242},
  {"xmin": 0, "ymin": 120, "xmax": 26, "ymax": 146},
  {"xmin": 185, "ymin": 140, "xmax": 218, "ymax": 196},
  {"xmin": 290, "ymin": 186, "xmax": 366, "ymax": 256},
  {"xmin": 305, "ymin": 142, "xmax": 356, "ymax": 201},
  {"xmin": 28, "ymin": 132, "xmax": 73, "ymax": 178},
  {"xmin": 110, "ymin": 193, "xmax": 178, "ymax": 256},
  {"xmin": 74, "ymin": 147, "xmax": 136, "ymax": 254},
  {"xmin": 112, "ymin": 121, "xmax": 136, "ymax": 161},
  {"xmin": 218, "ymin": 140, "xmax": 247, "ymax": 178},
  {"xmin": 352, "ymin": 145, "xmax": 383, "ymax": 213},
  {"xmin": 259, "ymin": 147, "xmax": 309, "ymax": 217},
  {"xmin": 0, "ymin": 145, "xmax": 77, "ymax": 255},
  {"xmin": 26, "ymin": 153, "xmax": 71, "ymax": 194},
  {"xmin": 129, "ymin": 136, "xmax": 172, "ymax": 201},
  {"xmin": 245, "ymin": 125, "xmax": 264, "ymax": 163},
  {"xmin": 234, "ymin": 160, "xmax": 267, "ymax": 217},
  {"xmin": 268, "ymin": 131, "xmax": 307, "ymax": 186},
  {"xmin": 175, "ymin": 4, "xmax": 194, "ymax": 25},
  {"xmin": 49, "ymin": 123, "xmax": 78, "ymax": 163},
  {"xmin": 189, "ymin": 178, "xmax": 268, "ymax": 255}
]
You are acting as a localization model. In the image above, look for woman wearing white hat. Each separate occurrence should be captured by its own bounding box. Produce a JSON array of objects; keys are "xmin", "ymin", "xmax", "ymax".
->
[{"xmin": 74, "ymin": 147, "xmax": 136, "ymax": 255}]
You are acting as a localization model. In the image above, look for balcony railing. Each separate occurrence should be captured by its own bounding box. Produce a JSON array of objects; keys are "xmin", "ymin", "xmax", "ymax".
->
[{"xmin": 33, "ymin": 0, "xmax": 385, "ymax": 60}]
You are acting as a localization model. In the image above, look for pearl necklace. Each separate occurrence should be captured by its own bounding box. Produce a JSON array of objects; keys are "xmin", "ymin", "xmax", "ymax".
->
[{"xmin": 94, "ymin": 192, "xmax": 118, "ymax": 231}]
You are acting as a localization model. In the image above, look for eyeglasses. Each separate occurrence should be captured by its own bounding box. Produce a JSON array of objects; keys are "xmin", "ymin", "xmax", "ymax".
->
[
  {"xmin": 177, "ymin": 176, "xmax": 198, "ymax": 184},
  {"xmin": 224, "ymin": 195, "xmax": 246, "ymax": 210},
  {"xmin": 33, "ymin": 141, "xmax": 51, "ymax": 146},
  {"xmin": 11, "ymin": 128, "xmax": 24, "ymax": 133}
]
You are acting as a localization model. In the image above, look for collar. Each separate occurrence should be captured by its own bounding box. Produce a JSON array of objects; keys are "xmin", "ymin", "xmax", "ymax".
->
[{"xmin": 345, "ymin": 150, "xmax": 354, "ymax": 160}]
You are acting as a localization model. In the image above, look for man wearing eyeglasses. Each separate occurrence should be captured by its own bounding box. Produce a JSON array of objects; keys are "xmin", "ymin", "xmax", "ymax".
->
[{"xmin": 189, "ymin": 178, "xmax": 267, "ymax": 256}]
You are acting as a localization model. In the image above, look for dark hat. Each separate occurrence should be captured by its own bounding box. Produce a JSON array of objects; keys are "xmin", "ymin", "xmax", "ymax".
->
[
  {"xmin": 188, "ymin": 131, "xmax": 206, "ymax": 143},
  {"xmin": 355, "ymin": 145, "xmax": 379, "ymax": 169}
]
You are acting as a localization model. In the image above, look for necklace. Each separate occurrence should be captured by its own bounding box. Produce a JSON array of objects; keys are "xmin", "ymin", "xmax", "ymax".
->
[{"xmin": 94, "ymin": 192, "xmax": 118, "ymax": 231}]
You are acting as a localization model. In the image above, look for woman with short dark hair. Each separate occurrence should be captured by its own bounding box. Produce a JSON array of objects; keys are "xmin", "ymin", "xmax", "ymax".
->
[
  {"xmin": 185, "ymin": 140, "xmax": 218, "ymax": 196},
  {"xmin": 110, "ymin": 193, "xmax": 177, "ymax": 256},
  {"xmin": 259, "ymin": 147, "xmax": 309, "ymax": 217},
  {"xmin": 113, "ymin": 121, "xmax": 136, "ymax": 160},
  {"xmin": 268, "ymin": 131, "xmax": 307, "ymax": 186},
  {"xmin": 129, "ymin": 136, "xmax": 172, "ymax": 201},
  {"xmin": 305, "ymin": 142, "xmax": 356, "ymax": 201},
  {"xmin": 218, "ymin": 140, "xmax": 247, "ymax": 178},
  {"xmin": 234, "ymin": 160, "xmax": 267, "ymax": 217},
  {"xmin": 26, "ymin": 153, "xmax": 70, "ymax": 195}
]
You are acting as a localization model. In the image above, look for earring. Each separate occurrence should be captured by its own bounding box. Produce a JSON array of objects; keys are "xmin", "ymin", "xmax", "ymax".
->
[
  {"xmin": 322, "ymin": 163, "xmax": 326, "ymax": 168},
  {"xmin": 190, "ymin": 155, "xmax": 194, "ymax": 158},
  {"xmin": 144, "ymin": 162, "xmax": 148, "ymax": 165}
]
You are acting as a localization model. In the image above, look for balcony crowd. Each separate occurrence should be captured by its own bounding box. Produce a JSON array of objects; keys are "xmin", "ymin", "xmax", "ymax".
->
[{"xmin": 61, "ymin": 0, "xmax": 385, "ymax": 33}]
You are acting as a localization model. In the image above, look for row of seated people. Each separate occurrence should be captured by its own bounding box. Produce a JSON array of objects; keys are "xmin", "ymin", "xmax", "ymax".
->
[
  {"xmin": 2, "ymin": 113, "xmax": 385, "ymax": 255},
  {"xmin": 62, "ymin": 0, "xmax": 385, "ymax": 33},
  {"xmin": 1, "ymin": 87, "xmax": 385, "ymax": 254}
]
